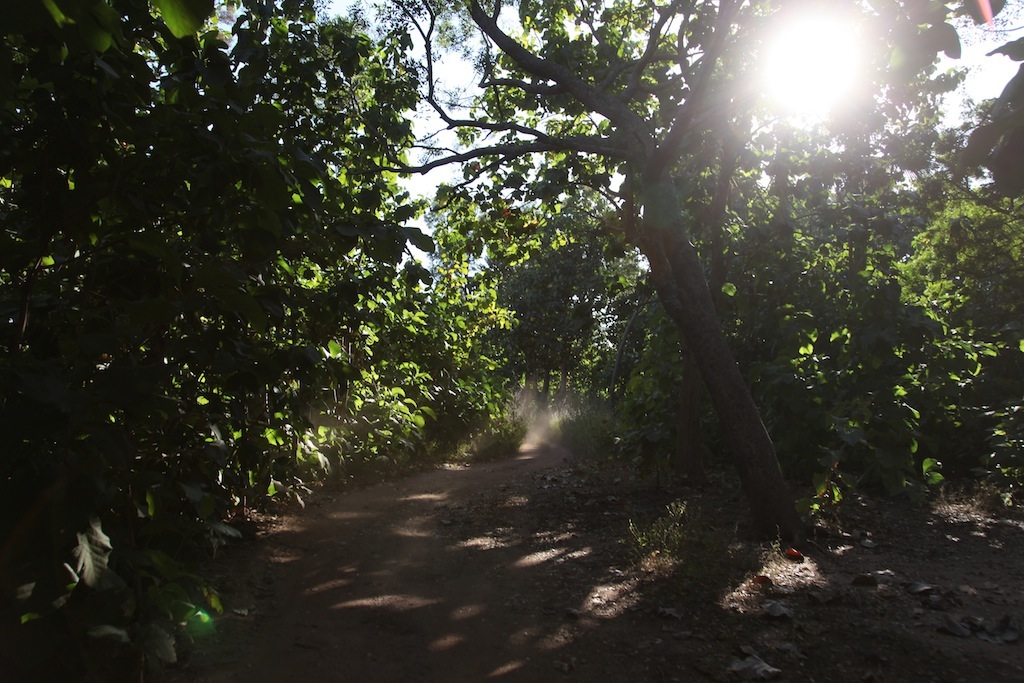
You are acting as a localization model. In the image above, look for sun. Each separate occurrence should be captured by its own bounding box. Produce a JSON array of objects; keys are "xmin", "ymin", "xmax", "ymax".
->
[{"xmin": 761, "ymin": 14, "xmax": 863, "ymax": 122}]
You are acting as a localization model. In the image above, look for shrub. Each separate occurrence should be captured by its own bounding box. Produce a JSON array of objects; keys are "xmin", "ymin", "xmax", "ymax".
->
[{"xmin": 553, "ymin": 402, "xmax": 619, "ymax": 459}]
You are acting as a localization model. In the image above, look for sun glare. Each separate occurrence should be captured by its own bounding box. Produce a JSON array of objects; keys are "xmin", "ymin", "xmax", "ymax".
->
[{"xmin": 762, "ymin": 14, "xmax": 862, "ymax": 122}]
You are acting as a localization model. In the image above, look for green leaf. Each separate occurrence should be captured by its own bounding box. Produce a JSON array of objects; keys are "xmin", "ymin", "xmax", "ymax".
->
[
  {"xmin": 265, "ymin": 427, "xmax": 287, "ymax": 446},
  {"xmin": 208, "ymin": 521, "xmax": 242, "ymax": 540},
  {"xmin": 403, "ymin": 225, "xmax": 435, "ymax": 253},
  {"xmin": 72, "ymin": 518, "xmax": 112, "ymax": 589},
  {"xmin": 923, "ymin": 23, "xmax": 961, "ymax": 60},
  {"xmin": 721, "ymin": 282, "xmax": 737, "ymax": 297},
  {"xmin": 153, "ymin": 0, "xmax": 213, "ymax": 39},
  {"xmin": 141, "ymin": 622, "xmax": 177, "ymax": 664},
  {"xmin": 217, "ymin": 289, "xmax": 268, "ymax": 332},
  {"xmin": 962, "ymin": 120, "xmax": 1005, "ymax": 167},
  {"xmin": 88, "ymin": 625, "xmax": 131, "ymax": 643},
  {"xmin": 41, "ymin": 0, "xmax": 71, "ymax": 26}
]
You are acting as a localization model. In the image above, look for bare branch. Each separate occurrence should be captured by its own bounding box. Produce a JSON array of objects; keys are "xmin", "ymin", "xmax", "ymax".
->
[
  {"xmin": 481, "ymin": 77, "xmax": 567, "ymax": 96},
  {"xmin": 468, "ymin": 0, "xmax": 652, "ymax": 157},
  {"xmin": 386, "ymin": 141, "xmax": 553, "ymax": 174},
  {"xmin": 621, "ymin": 3, "xmax": 676, "ymax": 101},
  {"xmin": 649, "ymin": 0, "xmax": 741, "ymax": 177}
]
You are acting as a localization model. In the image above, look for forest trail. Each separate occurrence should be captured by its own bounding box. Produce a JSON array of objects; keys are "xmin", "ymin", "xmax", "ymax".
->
[
  {"xmin": 167, "ymin": 442, "xmax": 648, "ymax": 682},
  {"xmin": 167, "ymin": 443, "xmax": 1024, "ymax": 683}
]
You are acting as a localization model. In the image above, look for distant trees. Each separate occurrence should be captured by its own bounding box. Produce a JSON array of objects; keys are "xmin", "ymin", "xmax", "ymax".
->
[
  {"xmin": 391, "ymin": 0, "xmax": 1023, "ymax": 527},
  {"xmin": 397, "ymin": 0, "xmax": 811, "ymax": 539}
]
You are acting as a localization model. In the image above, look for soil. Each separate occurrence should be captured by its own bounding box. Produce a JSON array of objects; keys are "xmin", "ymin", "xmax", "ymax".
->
[{"xmin": 163, "ymin": 441, "xmax": 1024, "ymax": 682}]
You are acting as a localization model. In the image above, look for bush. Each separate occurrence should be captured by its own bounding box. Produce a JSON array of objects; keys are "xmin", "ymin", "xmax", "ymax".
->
[
  {"xmin": 553, "ymin": 402, "xmax": 619, "ymax": 459},
  {"xmin": 470, "ymin": 410, "xmax": 529, "ymax": 461},
  {"xmin": 627, "ymin": 501, "xmax": 741, "ymax": 585}
]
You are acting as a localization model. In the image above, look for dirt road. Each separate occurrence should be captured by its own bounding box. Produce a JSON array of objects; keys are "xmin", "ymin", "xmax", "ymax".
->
[
  {"xmin": 168, "ymin": 442, "xmax": 1024, "ymax": 683},
  {"xmin": 170, "ymin": 443, "xmax": 654, "ymax": 682}
]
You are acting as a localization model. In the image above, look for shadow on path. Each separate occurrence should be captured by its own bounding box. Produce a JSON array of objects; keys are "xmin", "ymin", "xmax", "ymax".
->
[{"xmin": 174, "ymin": 444, "xmax": 667, "ymax": 682}]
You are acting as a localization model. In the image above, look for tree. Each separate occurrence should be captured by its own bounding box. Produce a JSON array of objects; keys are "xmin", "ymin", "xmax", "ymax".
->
[
  {"xmin": 0, "ymin": 0, "xmax": 432, "ymax": 671},
  {"xmin": 888, "ymin": 0, "xmax": 1024, "ymax": 193},
  {"xmin": 479, "ymin": 194, "xmax": 640, "ymax": 399},
  {"xmin": 393, "ymin": 0, "xmax": 815, "ymax": 539}
]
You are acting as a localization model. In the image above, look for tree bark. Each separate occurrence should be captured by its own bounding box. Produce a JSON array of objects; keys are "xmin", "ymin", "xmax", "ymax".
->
[
  {"xmin": 609, "ymin": 294, "xmax": 650, "ymax": 398},
  {"xmin": 674, "ymin": 139, "xmax": 734, "ymax": 488},
  {"xmin": 640, "ymin": 175, "xmax": 803, "ymax": 541},
  {"xmin": 675, "ymin": 349, "xmax": 707, "ymax": 485}
]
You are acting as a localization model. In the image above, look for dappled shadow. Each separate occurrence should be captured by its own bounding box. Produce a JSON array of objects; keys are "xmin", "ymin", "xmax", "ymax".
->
[
  {"xmin": 167, "ymin": 451, "xmax": 1024, "ymax": 682},
  {"xmin": 702, "ymin": 494, "xmax": 1024, "ymax": 682},
  {"xmin": 171, "ymin": 445, "xmax": 694, "ymax": 681}
]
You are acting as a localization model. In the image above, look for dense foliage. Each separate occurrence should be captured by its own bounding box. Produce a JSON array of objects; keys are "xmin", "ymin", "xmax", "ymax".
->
[
  {"xmin": 2, "ymin": 0, "xmax": 1023, "ymax": 677},
  {"xmin": 0, "ymin": 0, "xmax": 512, "ymax": 674}
]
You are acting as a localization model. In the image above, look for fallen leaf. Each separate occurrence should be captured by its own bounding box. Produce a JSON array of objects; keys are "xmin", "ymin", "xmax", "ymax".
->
[
  {"xmin": 980, "ymin": 615, "xmax": 1020, "ymax": 644},
  {"xmin": 752, "ymin": 575, "xmax": 774, "ymax": 589},
  {"xmin": 762, "ymin": 600, "xmax": 794, "ymax": 619},
  {"xmin": 851, "ymin": 574, "xmax": 879, "ymax": 587},
  {"xmin": 776, "ymin": 642, "xmax": 807, "ymax": 660},
  {"xmin": 728, "ymin": 653, "xmax": 782, "ymax": 680},
  {"xmin": 552, "ymin": 658, "xmax": 575, "ymax": 673},
  {"xmin": 965, "ymin": 615, "xmax": 986, "ymax": 630},
  {"xmin": 938, "ymin": 613, "xmax": 972, "ymax": 638},
  {"xmin": 784, "ymin": 547, "xmax": 804, "ymax": 562}
]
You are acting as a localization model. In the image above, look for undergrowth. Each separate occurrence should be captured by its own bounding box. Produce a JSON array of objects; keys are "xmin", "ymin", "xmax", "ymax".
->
[
  {"xmin": 552, "ymin": 402, "xmax": 619, "ymax": 459},
  {"xmin": 628, "ymin": 500, "xmax": 755, "ymax": 594}
]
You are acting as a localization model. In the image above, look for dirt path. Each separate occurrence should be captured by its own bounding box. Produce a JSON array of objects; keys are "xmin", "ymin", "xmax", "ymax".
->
[
  {"xmin": 167, "ymin": 444, "xmax": 1024, "ymax": 682},
  {"xmin": 169, "ymin": 443, "xmax": 647, "ymax": 682}
]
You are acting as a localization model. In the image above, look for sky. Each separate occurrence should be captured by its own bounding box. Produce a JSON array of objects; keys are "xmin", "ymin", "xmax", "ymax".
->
[{"xmin": 947, "ymin": 14, "xmax": 1022, "ymax": 106}]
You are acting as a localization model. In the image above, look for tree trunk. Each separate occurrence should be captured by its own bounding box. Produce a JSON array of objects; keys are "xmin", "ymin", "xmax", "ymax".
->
[
  {"xmin": 556, "ymin": 358, "xmax": 570, "ymax": 402},
  {"xmin": 639, "ymin": 175, "xmax": 803, "ymax": 541},
  {"xmin": 674, "ymin": 141, "xmax": 732, "ymax": 489},
  {"xmin": 675, "ymin": 349, "xmax": 707, "ymax": 485},
  {"xmin": 609, "ymin": 295, "xmax": 649, "ymax": 398}
]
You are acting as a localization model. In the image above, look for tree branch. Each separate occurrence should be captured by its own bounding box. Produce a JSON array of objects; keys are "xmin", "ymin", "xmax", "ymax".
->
[
  {"xmin": 621, "ymin": 3, "xmax": 676, "ymax": 101},
  {"xmin": 468, "ymin": 0, "xmax": 653, "ymax": 158},
  {"xmin": 648, "ymin": 0, "xmax": 741, "ymax": 178},
  {"xmin": 480, "ymin": 77, "xmax": 567, "ymax": 96}
]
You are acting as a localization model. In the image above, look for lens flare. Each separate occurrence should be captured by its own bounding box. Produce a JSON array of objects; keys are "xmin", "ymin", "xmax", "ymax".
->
[{"xmin": 762, "ymin": 14, "xmax": 862, "ymax": 122}]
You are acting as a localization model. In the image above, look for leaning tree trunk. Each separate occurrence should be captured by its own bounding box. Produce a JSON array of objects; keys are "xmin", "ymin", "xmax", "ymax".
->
[
  {"xmin": 639, "ymin": 176, "xmax": 803, "ymax": 541},
  {"xmin": 675, "ymin": 349, "xmax": 707, "ymax": 486}
]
